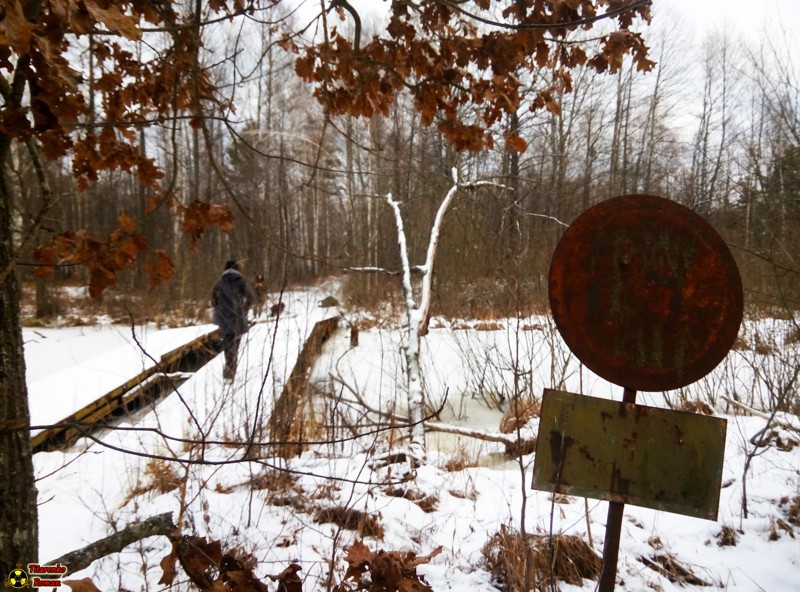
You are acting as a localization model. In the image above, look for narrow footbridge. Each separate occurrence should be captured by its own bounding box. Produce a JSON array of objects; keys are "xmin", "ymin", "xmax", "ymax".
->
[
  {"xmin": 28, "ymin": 310, "xmax": 342, "ymax": 454},
  {"xmin": 30, "ymin": 329, "xmax": 223, "ymax": 452}
]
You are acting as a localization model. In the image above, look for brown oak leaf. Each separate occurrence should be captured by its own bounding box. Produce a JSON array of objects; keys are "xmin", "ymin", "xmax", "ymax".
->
[
  {"xmin": 84, "ymin": 1, "xmax": 142, "ymax": 40},
  {"xmin": 177, "ymin": 536, "xmax": 223, "ymax": 588},
  {"xmin": 158, "ymin": 548, "xmax": 178, "ymax": 586},
  {"xmin": 267, "ymin": 563, "xmax": 302, "ymax": 592}
]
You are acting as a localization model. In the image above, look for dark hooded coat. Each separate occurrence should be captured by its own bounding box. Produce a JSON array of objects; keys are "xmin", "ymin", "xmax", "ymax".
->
[{"xmin": 211, "ymin": 268, "xmax": 254, "ymax": 336}]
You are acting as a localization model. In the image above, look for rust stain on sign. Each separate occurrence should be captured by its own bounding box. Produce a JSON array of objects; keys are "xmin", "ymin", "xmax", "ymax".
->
[
  {"xmin": 549, "ymin": 194, "xmax": 743, "ymax": 392},
  {"xmin": 531, "ymin": 389, "xmax": 727, "ymax": 520}
]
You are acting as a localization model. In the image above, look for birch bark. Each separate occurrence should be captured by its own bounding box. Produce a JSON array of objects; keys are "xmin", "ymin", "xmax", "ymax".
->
[{"xmin": 386, "ymin": 169, "xmax": 497, "ymax": 464}]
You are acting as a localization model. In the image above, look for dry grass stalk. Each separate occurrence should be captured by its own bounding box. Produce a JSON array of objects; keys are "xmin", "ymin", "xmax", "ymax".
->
[
  {"xmin": 715, "ymin": 525, "xmax": 739, "ymax": 547},
  {"xmin": 731, "ymin": 336, "xmax": 749, "ymax": 351},
  {"xmin": 442, "ymin": 449, "xmax": 479, "ymax": 472},
  {"xmin": 754, "ymin": 335, "xmax": 776, "ymax": 356},
  {"xmin": 482, "ymin": 525, "xmax": 601, "ymax": 592},
  {"xmin": 500, "ymin": 400, "xmax": 541, "ymax": 434},
  {"xmin": 121, "ymin": 459, "xmax": 184, "ymax": 506},
  {"xmin": 677, "ymin": 400, "xmax": 715, "ymax": 415},
  {"xmin": 780, "ymin": 495, "xmax": 800, "ymax": 526},
  {"xmin": 249, "ymin": 469, "xmax": 308, "ymax": 511},
  {"xmin": 768, "ymin": 517, "xmax": 795, "ymax": 540},
  {"xmin": 448, "ymin": 487, "xmax": 478, "ymax": 501}
]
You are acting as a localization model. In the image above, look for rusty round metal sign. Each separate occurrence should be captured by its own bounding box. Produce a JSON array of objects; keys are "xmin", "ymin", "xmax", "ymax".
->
[{"xmin": 549, "ymin": 194, "xmax": 743, "ymax": 392}]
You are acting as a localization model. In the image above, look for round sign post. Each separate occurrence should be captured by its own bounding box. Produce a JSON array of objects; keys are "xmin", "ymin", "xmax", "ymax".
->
[{"xmin": 547, "ymin": 195, "xmax": 743, "ymax": 592}]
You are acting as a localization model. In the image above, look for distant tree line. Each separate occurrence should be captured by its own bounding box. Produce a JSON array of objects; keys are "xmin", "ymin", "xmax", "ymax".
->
[{"xmin": 11, "ymin": 7, "xmax": 799, "ymax": 321}]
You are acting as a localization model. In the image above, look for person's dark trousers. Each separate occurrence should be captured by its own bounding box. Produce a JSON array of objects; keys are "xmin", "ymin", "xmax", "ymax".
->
[{"xmin": 222, "ymin": 332, "xmax": 242, "ymax": 380}]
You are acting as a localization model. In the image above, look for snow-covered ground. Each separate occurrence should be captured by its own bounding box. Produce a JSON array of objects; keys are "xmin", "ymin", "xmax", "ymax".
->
[{"xmin": 25, "ymin": 287, "xmax": 800, "ymax": 592}]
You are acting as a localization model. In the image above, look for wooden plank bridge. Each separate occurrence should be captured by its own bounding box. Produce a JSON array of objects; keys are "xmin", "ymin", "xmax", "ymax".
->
[
  {"xmin": 31, "ymin": 330, "xmax": 223, "ymax": 452},
  {"xmin": 30, "ymin": 314, "xmax": 343, "ymax": 454}
]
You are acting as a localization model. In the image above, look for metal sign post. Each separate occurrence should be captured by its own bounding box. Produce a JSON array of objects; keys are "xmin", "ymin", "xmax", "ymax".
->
[
  {"xmin": 599, "ymin": 387, "xmax": 635, "ymax": 592},
  {"xmin": 534, "ymin": 194, "xmax": 743, "ymax": 591}
]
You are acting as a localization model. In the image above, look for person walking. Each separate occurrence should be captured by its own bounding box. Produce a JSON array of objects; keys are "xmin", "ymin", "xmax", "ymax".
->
[{"xmin": 211, "ymin": 259, "xmax": 255, "ymax": 380}]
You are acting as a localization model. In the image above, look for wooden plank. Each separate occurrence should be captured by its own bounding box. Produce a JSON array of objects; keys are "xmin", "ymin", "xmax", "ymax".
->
[
  {"xmin": 31, "ymin": 329, "xmax": 218, "ymax": 452},
  {"xmin": 159, "ymin": 330, "xmax": 220, "ymax": 366},
  {"xmin": 269, "ymin": 316, "xmax": 341, "ymax": 455}
]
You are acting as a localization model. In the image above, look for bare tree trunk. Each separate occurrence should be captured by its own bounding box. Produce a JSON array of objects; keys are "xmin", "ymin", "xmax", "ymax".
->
[
  {"xmin": 0, "ymin": 163, "xmax": 39, "ymax": 574},
  {"xmin": 386, "ymin": 193, "xmax": 429, "ymax": 461},
  {"xmin": 610, "ymin": 69, "xmax": 625, "ymax": 195},
  {"xmin": 638, "ymin": 45, "xmax": 663, "ymax": 193}
]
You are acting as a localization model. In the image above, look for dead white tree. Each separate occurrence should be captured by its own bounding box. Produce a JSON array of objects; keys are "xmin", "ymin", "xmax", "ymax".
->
[{"xmin": 387, "ymin": 168, "xmax": 501, "ymax": 463}]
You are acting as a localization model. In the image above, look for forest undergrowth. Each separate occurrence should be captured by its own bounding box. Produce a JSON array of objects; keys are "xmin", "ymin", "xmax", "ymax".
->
[{"xmin": 24, "ymin": 281, "xmax": 800, "ymax": 592}]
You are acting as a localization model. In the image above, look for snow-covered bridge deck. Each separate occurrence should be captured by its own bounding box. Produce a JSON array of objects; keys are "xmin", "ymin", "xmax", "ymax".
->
[
  {"xmin": 27, "ymin": 324, "xmax": 220, "ymax": 451},
  {"xmin": 25, "ymin": 289, "xmax": 342, "ymax": 452}
]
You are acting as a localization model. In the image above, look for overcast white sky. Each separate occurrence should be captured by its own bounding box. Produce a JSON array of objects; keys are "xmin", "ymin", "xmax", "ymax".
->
[
  {"xmin": 344, "ymin": 0, "xmax": 800, "ymax": 48},
  {"xmin": 657, "ymin": 0, "xmax": 800, "ymax": 44}
]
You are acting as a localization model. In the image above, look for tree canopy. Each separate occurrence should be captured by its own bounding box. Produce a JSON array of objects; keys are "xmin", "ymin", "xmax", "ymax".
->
[
  {"xmin": 0, "ymin": 0, "xmax": 653, "ymax": 293},
  {"xmin": 1, "ymin": 0, "xmax": 247, "ymax": 294},
  {"xmin": 290, "ymin": 0, "xmax": 653, "ymax": 150}
]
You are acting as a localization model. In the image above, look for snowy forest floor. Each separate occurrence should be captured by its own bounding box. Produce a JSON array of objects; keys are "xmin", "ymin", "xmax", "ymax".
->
[{"xmin": 23, "ymin": 284, "xmax": 800, "ymax": 592}]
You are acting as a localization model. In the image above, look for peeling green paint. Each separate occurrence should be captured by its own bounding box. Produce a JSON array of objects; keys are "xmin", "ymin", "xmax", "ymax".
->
[{"xmin": 531, "ymin": 389, "xmax": 727, "ymax": 520}]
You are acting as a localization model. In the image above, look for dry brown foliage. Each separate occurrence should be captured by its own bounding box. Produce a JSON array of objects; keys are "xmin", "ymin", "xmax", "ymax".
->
[
  {"xmin": 780, "ymin": 495, "xmax": 800, "ymax": 526},
  {"xmin": 2, "ymin": 1, "xmax": 242, "ymax": 299},
  {"xmin": 677, "ymin": 400, "xmax": 716, "ymax": 415},
  {"xmin": 768, "ymin": 517, "xmax": 795, "ymax": 541},
  {"xmin": 268, "ymin": 563, "xmax": 303, "ymax": 592},
  {"xmin": 385, "ymin": 486, "xmax": 439, "ymax": 513},
  {"xmin": 753, "ymin": 429, "xmax": 799, "ymax": 452},
  {"xmin": 121, "ymin": 458, "xmax": 184, "ymax": 506},
  {"xmin": 442, "ymin": 450, "xmax": 479, "ymax": 472},
  {"xmin": 500, "ymin": 400, "xmax": 541, "ymax": 433},
  {"xmin": 249, "ymin": 470, "xmax": 384, "ymax": 539},
  {"xmin": 754, "ymin": 336, "xmax": 776, "ymax": 356},
  {"xmin": 159, "ymin": 536, "xmax": 282, "ymax": 592},
  {"xmin": 474, "ymin": 321, "xmax": 504, "ymax": 331},
  {"xmin": 313, "ymin": 506, "xmax": 385, "ymax": 540},
  {"xmin": 482, "ymin": 526, "xmax": 601, "ymax": 592},
  {"xmin": 285, "ymin": 0, "xmax": 655, "ymax": 152},
  {"xmin": 731, "ymin": 336, "xmax": 750, "ymax": 351},
  {"xmin": 715, "ymin": 525, "xmax": 739, "ymax": 547},
  {"xmin": 333, "ymin": 540, "xmax": 442, "ymax": 592},
  {"xmin": 249, "ymin": 470, "xmax": 308, "ymax": 511}
]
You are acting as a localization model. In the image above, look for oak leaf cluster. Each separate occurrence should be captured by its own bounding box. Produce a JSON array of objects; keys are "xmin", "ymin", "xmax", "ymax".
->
[
  {"xmin": 1, "ymin": 0, "xmax": 241, "ymax": 296},
  {"xmin": 287, "ymin": 0, "xmax": 653, "ymax": 151},
  {"xmin": 334, "ymin": 539, "xmax": 443, "ymax": 592}
]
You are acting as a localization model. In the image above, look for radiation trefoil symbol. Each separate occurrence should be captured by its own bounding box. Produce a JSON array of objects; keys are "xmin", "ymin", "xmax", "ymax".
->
[{"xmin": 4, "ymin": 566, "xmax": 30, "ymax": 589}]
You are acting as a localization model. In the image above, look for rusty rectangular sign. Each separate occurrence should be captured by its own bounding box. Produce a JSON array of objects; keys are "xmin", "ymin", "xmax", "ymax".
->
[{"xmin": 531, "ymin": 389, "xmax": 727, "ymax": 520}]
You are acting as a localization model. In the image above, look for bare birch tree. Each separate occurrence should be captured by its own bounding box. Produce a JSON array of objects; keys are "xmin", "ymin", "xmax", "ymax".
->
[{"xmin": 386, "ymin": 168, "xmax": 499, "ymax": 462}]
